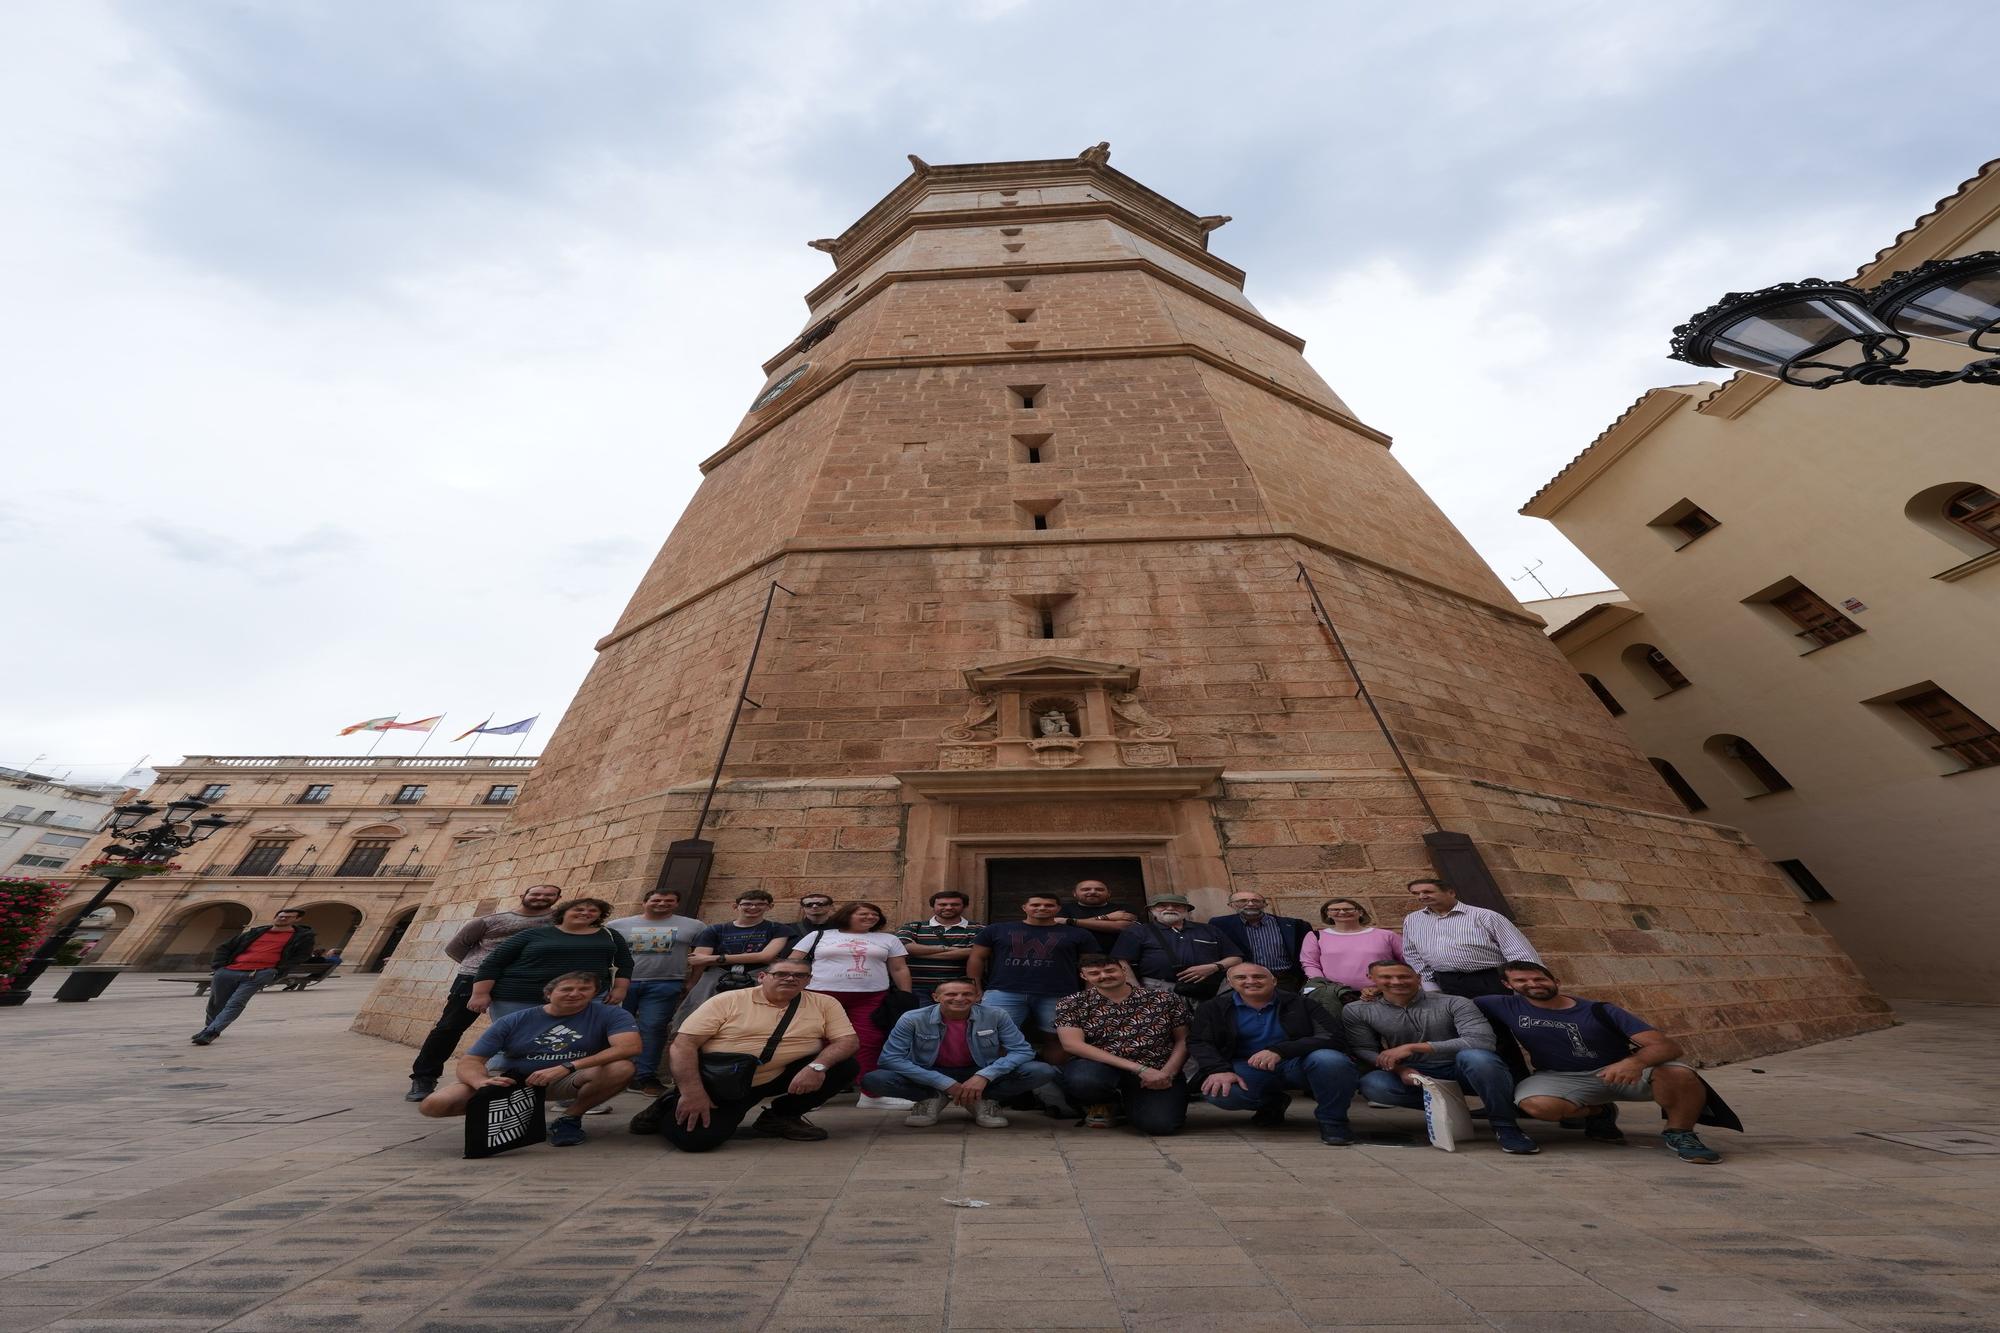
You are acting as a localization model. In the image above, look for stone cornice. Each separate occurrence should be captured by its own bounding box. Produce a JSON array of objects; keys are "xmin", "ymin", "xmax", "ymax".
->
[
  {"xmin": 706, "ymin": 343, "xmax": 1386, "ymax": 475},
  {"xmin": 766, "ymin": 254, "xmax": 1302, "ymax": 376},
  {"xmin": 894, "ymin": 764, "xmax": 1225, "ymax": 802},
  {"xmin": 595, "ymin": 529, "xmax": 1545, "ymax": 654}
]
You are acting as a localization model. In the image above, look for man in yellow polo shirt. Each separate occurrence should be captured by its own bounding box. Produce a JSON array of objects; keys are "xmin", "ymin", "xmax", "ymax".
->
[{"xmin": 664, "ymin": 959, "xmax": 860, "ymax": 1151}]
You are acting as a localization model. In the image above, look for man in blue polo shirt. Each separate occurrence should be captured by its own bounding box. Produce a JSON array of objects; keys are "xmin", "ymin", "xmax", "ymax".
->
[{"xmin": 1187, "ymin": 962, "xmax": 1362, "ymax": 1144}]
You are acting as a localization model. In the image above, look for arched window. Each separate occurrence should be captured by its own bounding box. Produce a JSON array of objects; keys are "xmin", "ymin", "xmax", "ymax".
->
[
  {"xmin": 1581, "ymin": 674, "xmax": 1625, "ymax": 716},
  {"xmin": 1623, "ymin": 642, "xmax": 1690, "ymax": 695},
  {"xmin": 1648, "ymin": 758, "xmax": 1707, "ymax": 812},
  {"xmin": 1944, "ymin": 485, "xmax": 2000, "ymax": 547},
  {"xmin": 1705, "ymin": 733, "xmax": 1793, "ymax": 796}
]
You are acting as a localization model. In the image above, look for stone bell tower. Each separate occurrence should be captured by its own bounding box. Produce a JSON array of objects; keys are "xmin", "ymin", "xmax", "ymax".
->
[{"xmin": 359, "ymin": 146, "xmax": 1887, "ymax": 1060}]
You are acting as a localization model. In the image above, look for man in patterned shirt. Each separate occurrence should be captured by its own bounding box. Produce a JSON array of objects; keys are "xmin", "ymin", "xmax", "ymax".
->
[
  {"xmin": 1054, "ymin": 954, "xmax": 1192, "ymax": 1134},
  {"xmin": 896, "ymin": 890, "xmax": 982, "ymax": 1003}
]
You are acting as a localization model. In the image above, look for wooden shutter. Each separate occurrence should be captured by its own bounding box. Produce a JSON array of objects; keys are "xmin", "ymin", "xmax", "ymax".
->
[
  {"xmin": 1898, "ymin": 688, "xmax": 2000, "ymax": 769},
  {"xmin": 1771, "ymin": 585, "xmax": 1862, "ymax": 647}
]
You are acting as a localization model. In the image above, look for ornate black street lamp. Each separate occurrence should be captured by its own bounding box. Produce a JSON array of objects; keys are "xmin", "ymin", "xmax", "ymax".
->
[
  {"xmin": 1669, "ymin": 250, "xmax": 2000, "ymax": 388},
  {"xmin": 1, "ymin": 797, "xmax": 231, "ymax": 1005}
]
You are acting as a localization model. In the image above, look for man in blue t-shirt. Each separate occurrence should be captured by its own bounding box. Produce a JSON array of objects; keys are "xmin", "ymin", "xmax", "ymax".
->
[
  {"xmin": 689, "ymin": 891, "xmax": 796, "ymax": 990},
  {"xmin": 969, "ymin": 895, "xmax": 1097, "ymax": 1033},
  {"xmin": 418, "ymin": 970, "xmax": 640, "ymax": 1147},
  {"xmin": 1476, "ymin": 961, "xmax": 1721, "ymax": 1165}
]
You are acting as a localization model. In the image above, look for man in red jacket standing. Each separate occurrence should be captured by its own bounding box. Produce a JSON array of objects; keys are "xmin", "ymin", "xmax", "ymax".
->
[{"xmin": 192, "ymin": 908, "xmax": 316, "ymax": 1045}]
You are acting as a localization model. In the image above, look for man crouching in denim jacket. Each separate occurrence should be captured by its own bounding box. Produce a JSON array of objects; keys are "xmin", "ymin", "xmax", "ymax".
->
[{"xmin": 863, "ymin": 979, "xmax": 1058, "ymax": 1128}]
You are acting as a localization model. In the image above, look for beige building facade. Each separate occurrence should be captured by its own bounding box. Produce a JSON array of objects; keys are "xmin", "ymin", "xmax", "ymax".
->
[
  {"xmin": 1522, "ymin": 159, "xmax": 2000, "ymax": 1002},
  {"xmin": 359, "ymin": 147, "xmax": 1885, "ymax": 1063},
  {"xmin": 55, "ymin": 753, "xmax": 536, "ymax": 971},
  {"xmin": 2, "ymin": 767, "xmax": 126, "ymax": 884}
]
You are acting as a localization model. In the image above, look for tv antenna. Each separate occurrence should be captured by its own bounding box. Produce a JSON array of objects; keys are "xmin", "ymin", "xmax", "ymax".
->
[{"xmin": 1510, "ymin": 561, "xmax": 1566, "ymax": 600}]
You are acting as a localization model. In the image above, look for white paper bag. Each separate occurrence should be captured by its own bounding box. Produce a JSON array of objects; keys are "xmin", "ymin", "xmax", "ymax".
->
[{"xmin": 1409, "ymin": 1072, "xmax": 1473, "ymax": 1152}]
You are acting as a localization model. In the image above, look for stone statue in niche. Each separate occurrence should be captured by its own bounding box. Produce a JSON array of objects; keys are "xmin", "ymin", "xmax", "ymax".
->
[
  {"xmin": 940, "ymin": 693, "xmax": 998, "ymax": 742},
  {"xmin": 1109, "ymin": 690, "xmax": 1172, "ymax": 740},
  {"xmin": 1037, "ymin": 709, "xmax": 1075, "ymax": 738}
]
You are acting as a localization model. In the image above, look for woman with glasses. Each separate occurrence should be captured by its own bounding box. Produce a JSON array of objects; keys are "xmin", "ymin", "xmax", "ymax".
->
[
  {"xmin": 788, "ymin": 900, "xmax": 914, "ymax": 1107},
  {"xmin": 1300, "ymin": 897, "xmax": 1406, "ymax": 993}
]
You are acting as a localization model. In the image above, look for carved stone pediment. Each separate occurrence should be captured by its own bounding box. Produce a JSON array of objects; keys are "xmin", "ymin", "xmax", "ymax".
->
[{"xmin": 935, "ymin": 656, "xmax": 1177, "ymax": 772}]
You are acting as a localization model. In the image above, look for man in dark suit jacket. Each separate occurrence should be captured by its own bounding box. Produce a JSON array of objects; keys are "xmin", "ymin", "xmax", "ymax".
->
[
  {"xmin": 1188, "ymin": 963, "xmax": 1363, "ymax": 1144},
  {"xmin": 1207, "ymin": 890, "xmax": 1313, "ymax": 990}
]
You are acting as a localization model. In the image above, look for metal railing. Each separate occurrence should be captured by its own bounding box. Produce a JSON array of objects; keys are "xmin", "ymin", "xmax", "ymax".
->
[
  {"xmin": 1794, "ymin": 621, "xmax": 1864, "ymax": 648},
  {"xmin": 179, "ymin": 755, "xmax": 540, "ymax": 771},
  {"xmin": 1935, "ymin": 733, "xmax": 2000, "ymax": 769},
  {"xmin": 204, "ymin": 862, "xmax": 437, "ymax": 880}
]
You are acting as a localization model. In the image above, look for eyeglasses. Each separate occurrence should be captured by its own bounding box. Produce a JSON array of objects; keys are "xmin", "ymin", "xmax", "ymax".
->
[{"xmin": 801, "ymin": 901, "xmax": 832, "ymax": 908}]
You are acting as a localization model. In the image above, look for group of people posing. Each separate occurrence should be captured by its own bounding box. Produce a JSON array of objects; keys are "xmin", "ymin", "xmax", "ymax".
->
[{"xmin": 404, "ymin": 876, "xmax": 1729, "ymax": 1164}]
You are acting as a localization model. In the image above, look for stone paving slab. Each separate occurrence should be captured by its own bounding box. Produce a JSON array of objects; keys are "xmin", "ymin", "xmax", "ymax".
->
[{"xmin": 2, "ymin": 977, "xmax": 1998, "ymax": 1331}]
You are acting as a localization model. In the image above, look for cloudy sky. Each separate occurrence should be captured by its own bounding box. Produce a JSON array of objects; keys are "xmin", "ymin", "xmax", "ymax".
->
[{"xmin": 4, "ymin": 2, "xmax": 1994, "ymax": 782}]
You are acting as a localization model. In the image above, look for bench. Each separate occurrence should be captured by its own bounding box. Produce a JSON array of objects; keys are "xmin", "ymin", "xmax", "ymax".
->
[
  {"xmin": 160, "ymin": 977, "xmax": 213, "ymax": 996},
  {"xmin": 279, "ymin": 965, "xmax": 340, "ymax": 991}
]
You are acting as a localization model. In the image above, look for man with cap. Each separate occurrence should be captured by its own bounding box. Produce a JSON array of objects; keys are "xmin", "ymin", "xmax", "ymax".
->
[{"xmin": 1112, "ymin": 893, "xmax": 1241, "ymax": 1003}]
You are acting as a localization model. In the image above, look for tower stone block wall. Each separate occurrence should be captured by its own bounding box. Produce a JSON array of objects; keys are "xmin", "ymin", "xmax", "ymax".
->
[{"xmin": 357, "ymin": 148, "xmax": 1887, "ymax": 1062}]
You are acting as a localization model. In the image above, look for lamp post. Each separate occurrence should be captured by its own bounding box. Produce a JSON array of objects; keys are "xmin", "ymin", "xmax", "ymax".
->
[
  {"xmin": 1669, "ymin": 250, "xmax": 2000, "ymax": 388},
  {"xmin": 1, "ymin": 797, "xmax": 231, "ymax": 1005}
]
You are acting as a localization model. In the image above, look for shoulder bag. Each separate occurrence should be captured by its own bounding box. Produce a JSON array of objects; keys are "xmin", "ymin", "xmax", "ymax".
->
[
  {"xmin": 696, "ymin": 993, "xmax": 802, "ymax": 1101},
  {"xmin": 1149, "ymin": 923, "xmax": 1222, "ymax": 1001}
]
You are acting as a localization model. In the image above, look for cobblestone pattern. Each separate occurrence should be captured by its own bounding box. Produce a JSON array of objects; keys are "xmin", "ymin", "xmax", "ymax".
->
[{"xmin": 7, "ymin": 982, "xmax": 1996, "ymax": 1332}]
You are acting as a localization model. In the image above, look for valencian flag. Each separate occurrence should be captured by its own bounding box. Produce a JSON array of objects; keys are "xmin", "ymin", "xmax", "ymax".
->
[
  {"xmin": 452, "ymin": 715, "xmax": 539, "ymax": 743},
  {"xmin": 339, "ymin": 714, "xmax": 444, "ymax": 736}
]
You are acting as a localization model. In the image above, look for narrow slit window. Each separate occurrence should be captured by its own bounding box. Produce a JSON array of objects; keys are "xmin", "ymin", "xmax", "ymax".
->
[
  {"xmin": 1581, "ymin": 674, "xmax": 1624, "ymax": 716},
  {"xmin": 1009, "ymin": 385, "xmax": 1045, "ymax": 411},
  {"xmin": 1007, "ymin": 308, "xmax": 1036, "ymax": 323},
  {"xmin": 1003, "ymin": 278, "xmax": 1031, "ymax": 292},
  {"xmin": 1776, "ymin": 859, "xmax": 1834, "ymax": 902},
  {"xmin": 1000, "ymin": 227, "xmax": 1022, "ymax": 236},
  {"xmin": 1003, "ymin": 242, "xmax": 1025, "ymax": 253},
  {"xmin": 1722, "ymin": 736, "xmax": 1792, "ymax": 795},
  {"xmin": 1013, "ymin": 433, "xmax": 1051, "ymax": 465},
  {"xmin": 1039, "ymin": 607, "xmax": 1057, "ymax": 639},
  {"xmin": 1648, "ymin": 758, "xmax": 1707, "ymax": 812}
]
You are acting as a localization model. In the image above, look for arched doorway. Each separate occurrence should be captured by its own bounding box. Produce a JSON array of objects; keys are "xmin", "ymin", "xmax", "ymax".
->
[
  {"xmin": 135, "ymin": 901, "xmax": 253, "ymax": 971},
  {"xmin": 51, "ymin": 901, "xmax": 136, "ymax": 962},
  {"xmin": 292, "ymin": 902, "xmax": 364, "ymax": 953},
  {"xmin": 368, "ymin": 907, "xmax": 420, "ymax": 973}
]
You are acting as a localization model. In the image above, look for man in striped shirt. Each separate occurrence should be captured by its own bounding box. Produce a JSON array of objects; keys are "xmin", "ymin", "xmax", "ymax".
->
[
  {"xmin": 1400, "ymin": 878, "xmax": 1541, "ymax": 999},
  {"xmin": 896, "ymin": 890, "xmax": 983, "ymax": 1002}
]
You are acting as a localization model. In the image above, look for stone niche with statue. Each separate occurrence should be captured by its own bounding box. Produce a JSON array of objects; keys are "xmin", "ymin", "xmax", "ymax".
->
[{"xmin": 934, "ymin": 657, "xmax": 1180, "ymax": 772}]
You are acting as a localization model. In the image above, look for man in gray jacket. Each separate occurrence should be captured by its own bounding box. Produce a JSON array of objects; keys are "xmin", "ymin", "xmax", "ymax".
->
[
  {"xmin": 862, "ymin": 979, "xmax": 1058, "ymax": 1128},
  {"xmin": 1341, "ymin": 959, "xmax": 1537, "ymax": 1154},
  {"xmin": 404, "ymin": 883, "xmax": 562, "ymax": 1101}
]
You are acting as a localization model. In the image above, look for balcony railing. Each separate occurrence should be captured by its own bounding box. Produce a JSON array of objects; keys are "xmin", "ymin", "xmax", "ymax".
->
[
  {"xmin": 1794, "ymin": 622, "xmax": 1864, "ymax": 648},
  {"xmin": 172, "ymin": 755, "xmax": 539, "ymax": 771},
  {"xmin": 284, "ymin": 793, "xmax": 332, "ymax": 804},
  {"xmin": 202, "ymin": 862, "xmax": 437, "ymax": 880},
  {"xmin": 382, "ymin": 794, "xmax": 427, "ymax": 805},
  {"xmin": 1936, "ymin": 733, "xmax": 2000, "ymax": 770},
  {"xmin": 481, "ymin": 794, "xmax": 517, "ymax": 805}
]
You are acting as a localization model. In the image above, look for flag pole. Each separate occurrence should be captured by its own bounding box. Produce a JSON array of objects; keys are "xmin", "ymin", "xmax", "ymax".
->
[
  {"xmin": 412, "ymin": 716, "xmax": 442, "ymax": 758},
  {"xmin": 513, "ymin": 720, "xmax": 535, "ymax": 757},
  {"xmin": 464, "ymin": 714, "xmax": 492, "ymax": 756},
  {"xmin": 366, "ymin": 715, "xmax": 398, "ymax": 757}
]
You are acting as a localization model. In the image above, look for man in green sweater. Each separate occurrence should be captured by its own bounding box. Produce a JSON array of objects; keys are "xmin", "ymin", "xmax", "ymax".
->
[{"xmin": 471, "ymin": 898, "xmax": 635, "ymax": 1019}]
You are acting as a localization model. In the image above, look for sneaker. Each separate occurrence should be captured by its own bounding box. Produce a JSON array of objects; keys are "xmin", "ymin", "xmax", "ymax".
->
[
  {"xmin": 855, "ymin": 1094, "xmax": 915, "ymax": 1111},
  {"xmin": 904, "ymin": 1097, "xmax": 945, "ymax": 1127},
  {"xmin": 190, "ymin": 1033, "xmax": 214, "ymax": 1046},
  {"xmin": 1319, "ymin": 1123, "xmax": 1356, "ymax": 1146},
  {"xmin": 1251, "ymin": 1095, "xmax": 1292, "ymax": 1128},
  {"xmin": 405, "ymin": 1077, "xmax": 437, "ymax": 1103},
  {"xmin": 1493, "ymin": 1126, "xmax": 1540, "ymax": 1155},
  {"xmin": 1662, "ymin": 1129, "xmax": 1721, "ymax": 1164},
  {"xmin": 559, "ymin": 1101, "xmax": 616, "ymax": 1117},
  {"xmin": 1082, "ymin": 1103, "xmax": 1116, "ymax": 1129},
  {"xmin": 973, "ymin": 1100, "xmax": 1009, "ymax": 1129},
  {"xmin": 752, "ymin": 1114, "xmax": 829, "ymax": 1142},
  {"xmin": 548, "ymin": 1116, "xmax": 586, "ymax": 1147},
  {"xmin": 632, "ymin": 1077, "xmax": 668, "ymax": 1098},
  {"xmin": 1583, "ymin": 1105, "xmax": 1625, "ymax": 1144}
]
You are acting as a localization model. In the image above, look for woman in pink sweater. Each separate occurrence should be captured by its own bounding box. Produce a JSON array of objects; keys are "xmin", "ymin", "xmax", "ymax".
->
[{"xmin": 1300, "ymin": 897, "xmax": 1405, "ymax": 991}]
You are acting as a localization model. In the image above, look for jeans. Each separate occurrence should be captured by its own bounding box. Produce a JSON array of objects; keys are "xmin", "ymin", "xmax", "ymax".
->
[
  {"xmin": 410, "ymin": 974, "xmax": 480, "ymax": 1079},
  {"xmin": 660, "ymin": 1055, "xmax": 860, "ymax": 1152},
  {"xmin": 199, "ymin": 968, "xmax": 275, "ymax": 1037},
  {"xmin": 859, "ymin": 1061, "xmax": 1059, "ymax": 1103},
  {"xmin": 1431, "ymin": 968, "xmax": 1508, "ymax": 999},
  {"xmin": 488, "ymin": 998, "xmax": 541, "ymax": 1020},
  {"xmin": 1202, "ymin": 1050, "xmax": 1362, "ymax": 1132},
  {"xmin": 621, "ymin": 979, "xmax": 687, "ymax": 1079},
  {"xmin": 1058, "ymin": 1059, "xmax": 1188, "ymax": 1135},
  {"xmin": 981, "ymin": 990, "xmax": 1067, "ymax": 1034},
  {"xmin": 1358, "ymin": 1049, "xmax": 1520, "ymax": 1126}
]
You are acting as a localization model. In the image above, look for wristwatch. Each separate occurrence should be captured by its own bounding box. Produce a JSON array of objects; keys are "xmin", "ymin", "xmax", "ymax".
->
[
  {"xmin": 807, "ymin": 1061, "xmax": 829, "ymax": 1073},
  {"xmin": 560, "ymin": 1062, "xmax": 577, "ymax": 1073}
]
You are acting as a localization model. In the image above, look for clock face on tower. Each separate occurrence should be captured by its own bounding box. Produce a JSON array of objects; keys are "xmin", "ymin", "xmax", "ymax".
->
[{"xmin": 751, "ymin": 363, "xmax": 811, "ymax": 411}]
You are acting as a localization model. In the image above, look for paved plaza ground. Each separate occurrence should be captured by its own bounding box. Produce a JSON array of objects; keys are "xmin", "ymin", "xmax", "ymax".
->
[{"xmin": 3, "ymin": 975, "xmax": 1997, "ymax": 1333}]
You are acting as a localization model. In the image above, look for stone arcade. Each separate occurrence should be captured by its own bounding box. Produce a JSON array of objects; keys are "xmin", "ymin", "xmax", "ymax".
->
[{"xmin": 359, "ymin": 147, "xmax": 1888, "ymax": 1061}]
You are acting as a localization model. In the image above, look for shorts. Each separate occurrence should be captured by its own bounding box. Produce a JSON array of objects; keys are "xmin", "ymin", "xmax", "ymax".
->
[
  {"xmin": 1515, "ymin": 1062, "xmax": 1692, "ymax": 1107},
  {"xmin": 489, "ymin": 1060, "xmax": 586, "ymax": 1103}
]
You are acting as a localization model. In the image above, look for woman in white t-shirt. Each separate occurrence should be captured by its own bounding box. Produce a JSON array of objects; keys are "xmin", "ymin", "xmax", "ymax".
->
[{"xmin": 788, "ymin": 901, "xmax": 913, "ymax": 1099}]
